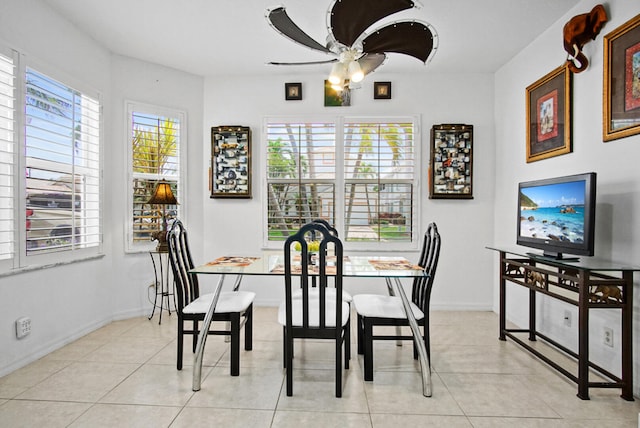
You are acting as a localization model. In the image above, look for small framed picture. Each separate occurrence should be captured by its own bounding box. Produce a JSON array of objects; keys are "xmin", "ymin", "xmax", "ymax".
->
[
  {"xmin": 525, "ymin": 65, "xmax": 572, "ymax": 163},
  {"xmin": 285, "ymin": 82, "xmax": 302, "ymax": 100},
  {"xmin": 603, "ymin": 13, "xmax": 640, "ymax": 141},
  {"xmin": 374, "ymin": 81, "xmax": 391, "ymax": 99}
]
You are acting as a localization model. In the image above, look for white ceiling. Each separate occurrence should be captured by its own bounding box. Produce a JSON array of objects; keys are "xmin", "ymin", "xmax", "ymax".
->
[{"xmin": 42, "ymin": 0, "xmax": 580, "ymax": 77}]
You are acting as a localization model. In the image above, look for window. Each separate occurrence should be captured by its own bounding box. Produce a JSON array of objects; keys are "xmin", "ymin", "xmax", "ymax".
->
[
  {"xmin": 127, "ymin": 103, "xmax": 183, "ymax": 252},
  {"xmin": 0, "ymin": 48, "xmax": 103, "ymax": 271},
  {"xmin": 25, "ymin": 68, "xmax": 101, "ymax": 256},
  {"xmin": 0, "ymin": 50, "xmax": 15, "ymax": 262},
  {"xmin": 265, "ymin": 117, "xmax": 419, "ymax": 249}
]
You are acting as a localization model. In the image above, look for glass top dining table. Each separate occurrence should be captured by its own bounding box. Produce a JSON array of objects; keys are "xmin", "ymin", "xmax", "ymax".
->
[{"xmin": 188, "ymin": 252, "xmax": 432, "ymax": 397}]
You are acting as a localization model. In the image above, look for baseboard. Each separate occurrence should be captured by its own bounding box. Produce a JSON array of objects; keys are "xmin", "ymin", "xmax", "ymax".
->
[{"xmin": 0, "ymin": 317, "xmax": 111, "ymax": 378}]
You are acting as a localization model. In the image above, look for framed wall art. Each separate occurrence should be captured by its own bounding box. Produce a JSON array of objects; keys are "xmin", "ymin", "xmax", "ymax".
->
[
  {"xmin": 324, "ymin": 80, "xmax": 351, "ymax": 106},
  {"xmin": 430, "ymin": 124, "xmax": 473, "ymax": 199},
  {"xmin": 210, "ymin": 126, "xmax": 251, "ymax": 198},
  {"xmin": 374, "ymin": 81, "xmax": 391, "ymax": 99},
  {"xmin": 285, "ymin": 82, "xmax": 302, "ymax": 100},
  {"xmin": 603, "ymin": 13, "xmax": 640, "ymax": 141},
  {"xmin": 526, "ymin": 65, "xmax": 572, "ymax": 162}
]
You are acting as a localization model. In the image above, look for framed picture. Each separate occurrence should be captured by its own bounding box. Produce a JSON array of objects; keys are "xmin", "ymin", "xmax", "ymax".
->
[
  {"xmin": 603, "ymin": 13, "xmax": 640, "ymax": 141},
  {"xmin": 285, "ymin": 82, "xmax": 302, "ymax": 100},
  {"xmin": 374, "ymin": 81, "xmax": 391, "ymax": 99},
  {"xmin": 210, "ymin": 126, "xmax": 251, "ymax": 198},
  {"xmin": 526, "ymin": 65, "xmax": 572, "ymax": 162},
  {"xmin": 324, "ymin": 80, "xmax": 351, "ymax": 107},
  {"xmin": 429, "ymin": 124, "xmax": 473, "ymax": 199}
]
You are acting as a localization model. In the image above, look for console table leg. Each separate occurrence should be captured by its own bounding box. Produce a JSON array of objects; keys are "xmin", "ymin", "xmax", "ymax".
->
[
  {"xmin": 621, "ymin": 271, "xmax": 634, "ymax": 401},
  {"xmin": 499, "ymin": 252, "xmax": 506, "ymax": 341},
  {"xmin": 528, "ymin": 288, "xmax": 536, "ymax": 341},
  {"xmin": 577, "ymin": 273, "xmax": 590, "ymax": 400}
]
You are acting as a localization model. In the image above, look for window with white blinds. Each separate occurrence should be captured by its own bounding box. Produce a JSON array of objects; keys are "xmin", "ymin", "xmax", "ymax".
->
[
  {"xmin": 343, "ymin": 121, "xmax": 415, "ymax": 242},
  {"xmin": 25, "ymin": 68, "xmax": 101, "ymax": 255},
  {"xmin": 266, "ymin": 122, "xmax": 336, "ymax": 239},
  {"xmin": 128, "ymin": 106, "xmax": 182, "ymax": 250},
  {"xmin": 0, "ymin": 52, "xmax": 15, "ymax": 261},
  {"xmin": 265, "ymin": 118, "xmax": 418, "ymax": 246}
]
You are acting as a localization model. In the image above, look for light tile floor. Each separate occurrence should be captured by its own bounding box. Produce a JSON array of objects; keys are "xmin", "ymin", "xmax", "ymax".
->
[{"xmin": 1, "ymin": 307, "xmax": 639, "ymax": 427}]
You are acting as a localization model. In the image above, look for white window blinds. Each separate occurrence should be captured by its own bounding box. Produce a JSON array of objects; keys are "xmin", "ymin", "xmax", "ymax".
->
[
  {"xmin": 266, "ymin": 122, "xmax": 336, "ymax": 240},
  {"xmin": 265, "ymin": 118, "xmax": 417, "ymax": 245},
  {"xmin": 24, "ymin": 68, "xmax": 101, "ymax": 255},
  {"xmin": 130, "ymin": 110, "xmax": 181, "ymax": 246},
  {"xmin": 0, "ymin": 52, "xmax": 15, "ymax": 261},
  {"xmin": 343, "ymin": 121, "xmax": 415, "ymax": 242}
]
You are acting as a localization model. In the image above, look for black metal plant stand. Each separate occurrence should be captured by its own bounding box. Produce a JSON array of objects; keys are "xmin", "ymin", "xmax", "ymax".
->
[{"xmin": 148, "ymin": 250, "xmax": 176, "ymax": 324}]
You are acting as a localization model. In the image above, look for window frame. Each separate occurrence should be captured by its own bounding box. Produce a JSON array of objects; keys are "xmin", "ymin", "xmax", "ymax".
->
[
  {"xmin": 0, "ymin": 46, "xmax": 17, "ymax": 271},
  {"xmin": 125, "ymin": 101, "xmax": 186, "ymax": 253},
  {"xmin": 0, "ymin": 51, "xmax": 104, "ymax": 272},
  {"xmin": 262, "ymin": 115, "xmax": 421, "ymax": 252}
]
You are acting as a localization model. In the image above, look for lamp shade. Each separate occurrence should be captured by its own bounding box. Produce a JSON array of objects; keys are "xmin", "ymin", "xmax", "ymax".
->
[
  {"xmin": 328, "ymin": 62, "xmax": 345, "ymax": 85},
  {"xmin": 148, "ymin": 180, "xmax": 178, "ymax": 205},
  {"xmin": 348, "ymin": 60, "xmax": 364, "ymax": 83}
]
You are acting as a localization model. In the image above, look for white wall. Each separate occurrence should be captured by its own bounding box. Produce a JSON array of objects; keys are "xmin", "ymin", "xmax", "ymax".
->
[
  {"xmin": 493, "ymin": 0, "xmax": 640, "ymax": 396},
  {"xmin": 0, "ymin": 0, "xmax": 113, "ymax": 375},
  {"xmin": 202, "ymin": 72, "xmax": 497, "ymax": 307},
  {"xmin": 109, "ymin": 55, "xmax": 204, "ymax": 319},
  {"xmin": 0, "ymin": 0, "xmax": 205, "ymax": 376}
]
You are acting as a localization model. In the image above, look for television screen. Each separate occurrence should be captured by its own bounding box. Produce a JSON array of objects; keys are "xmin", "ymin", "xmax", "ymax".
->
[{"xmin": 517, "ymin": 172, "xmax": 596, "ymax": 260}]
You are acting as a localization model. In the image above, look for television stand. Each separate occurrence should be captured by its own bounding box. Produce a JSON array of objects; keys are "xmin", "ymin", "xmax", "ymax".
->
[{"xmin": 488, "ymin": 246, "xmax": 638, "ymax": 400}]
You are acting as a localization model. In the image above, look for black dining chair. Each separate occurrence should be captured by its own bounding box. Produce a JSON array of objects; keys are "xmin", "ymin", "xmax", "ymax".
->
[
  {"xmin": 311, "ymin": 218, "xmax": 338, "ymax": 236},
  {"xmin": 352, "ymin": 222, "xmax": 441, "ymax": 381},
  {"xmin": 277, "ymin": 221, "xmax": 350, "ymax": 397},
  {"xmin": 167, "ymin": 220, "xmax": 255, "ymax": 376},
  {"xmin": 293, "ymin": 219, "xmax": 352, "ymax": 302}
]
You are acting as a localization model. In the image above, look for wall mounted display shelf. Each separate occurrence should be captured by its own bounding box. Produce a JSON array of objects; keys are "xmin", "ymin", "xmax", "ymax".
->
[
  {"xmin": 429, "ymin": 124, "xmax": 473, "ymax": 199},
  {"xmin": 210, "ymin": 126, "xmax": 251, "ymax": 198}
]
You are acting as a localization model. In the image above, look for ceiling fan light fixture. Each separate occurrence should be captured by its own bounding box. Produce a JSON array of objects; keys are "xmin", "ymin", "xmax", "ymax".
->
[
  {"xmin": 348, "ymin": 60, "xmax": 364, "ymax": 82},
  {"xmin": 328, "ymin": 62, "xmax": 345, "ymax": 85}
]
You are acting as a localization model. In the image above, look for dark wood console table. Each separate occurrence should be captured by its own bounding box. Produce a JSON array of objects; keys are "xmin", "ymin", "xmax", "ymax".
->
[{"xmin": 488, "ymin": 246, "xmax": 638, "ymax": 400}]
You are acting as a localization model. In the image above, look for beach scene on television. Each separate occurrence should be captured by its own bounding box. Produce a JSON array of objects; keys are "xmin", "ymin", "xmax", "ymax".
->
[{"xmin": 519, "ymin": 181, "xmax": 586, "ymax": 243}]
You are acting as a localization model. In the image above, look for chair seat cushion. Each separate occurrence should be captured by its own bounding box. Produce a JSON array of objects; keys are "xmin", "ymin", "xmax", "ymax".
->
[
  {"xmin": 291, "ymin": 287, "xmax": 353, "ymax": 302},
  {"xmin": 277, "ymin": 299, "xmax": 350, "ymax": 327},
  {"xmin": 183, "ymin": 291, "xmax": 255, "ymax": 314},
  {"xmin": 352, "ymin": 294, "xmax": 424, "ymax": 320}
]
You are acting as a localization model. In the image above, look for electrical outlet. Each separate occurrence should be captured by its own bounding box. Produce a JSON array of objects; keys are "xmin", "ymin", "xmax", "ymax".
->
[
  {"xmin": 563, "ymin": 310, "xmax": 572, "ymax": 327},
  {"xmin": 16, "ymin": 317, "xmax": 31, "ymax": 339},
  {"xmin": 603, "ymin": 327, "xmax": 614, "ymax": 347}
]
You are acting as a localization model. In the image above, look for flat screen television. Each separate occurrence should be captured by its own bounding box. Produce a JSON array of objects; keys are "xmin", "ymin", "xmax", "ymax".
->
[{"xmin": 517, "ymin": 172, "xmax": 596, "ymax": 260}]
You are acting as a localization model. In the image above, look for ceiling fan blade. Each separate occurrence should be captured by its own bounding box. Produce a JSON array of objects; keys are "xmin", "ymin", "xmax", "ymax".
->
[
  {"xmin": 329, "ymin": 0, "xmax": 417, "ymax": 47},
  {"xmin": 267, "ymin": 59, "xmax": 338, "ymax": 66},
  {"xmin": 266, "ymin": 6, "xmax": 332, "ymax": 54},
  {"xmin": 358, "ymin": 53, "xmax": 386, "ymax": 75},
  {"xmin": 362, "ymin": 21, "xmax": 437, "ymax": 63}
]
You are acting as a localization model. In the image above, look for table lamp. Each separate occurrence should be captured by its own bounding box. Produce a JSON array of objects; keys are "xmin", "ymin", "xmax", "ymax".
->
[{"xmin": 148, "ymin": 180, "xmax": 178, "ymax": 252}]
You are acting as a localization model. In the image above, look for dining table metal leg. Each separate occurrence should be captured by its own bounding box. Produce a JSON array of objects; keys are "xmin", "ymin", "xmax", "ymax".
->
[
  {"xmin": 192, "ymin": 274, "xmax": 226, "ymax": 391},
  {"xmin": 393, "ymin": 277, "xmax": 432, "ymax": 397},
  {"xmin": 385, "ymin": 278, "xmax": 404, "ymax": 346}
]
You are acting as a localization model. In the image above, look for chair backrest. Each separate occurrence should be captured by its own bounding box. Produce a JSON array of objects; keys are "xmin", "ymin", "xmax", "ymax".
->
[
  {"xmin": 312, "ymin": 219, "xmax": 338, "ymax": 237},
  {"xmin": 284, "ymin": 222, "xmax": 344, "ymax": 330},
  {"xmin": 412, "ymin": 222, "xmax": 441, "ymax": 312},
  {"xmin": 167, "ymin": 219, "xmax": 199, "ymax": 312}
]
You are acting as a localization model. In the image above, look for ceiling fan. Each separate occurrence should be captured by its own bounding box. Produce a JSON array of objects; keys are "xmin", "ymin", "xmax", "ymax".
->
[{"xmin": 265, "ymin": 0, "xmax": 438, "ymax": 89}]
